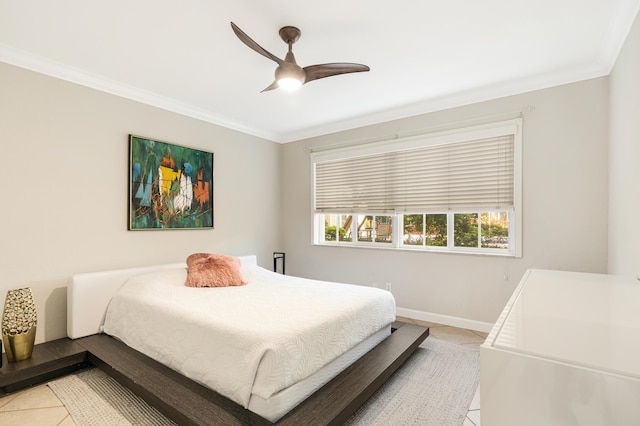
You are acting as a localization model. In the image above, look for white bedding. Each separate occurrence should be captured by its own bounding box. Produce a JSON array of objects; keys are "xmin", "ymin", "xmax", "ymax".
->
[{"xmin": 103, "ymin": 262, "xmax": 396, "ymax": 413}]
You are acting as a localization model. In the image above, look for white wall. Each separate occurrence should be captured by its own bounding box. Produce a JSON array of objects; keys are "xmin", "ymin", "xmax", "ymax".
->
[
  {"xmin": 281, "ymin": 78, "xmax": 609, "ymax": 329},
  {"xmin": 609, "ymin": 11, "xmax": 640, "ymax": 278},
  {"xmin": 0, "ymin": 62, "xmax": 282, "ymax": 344}
]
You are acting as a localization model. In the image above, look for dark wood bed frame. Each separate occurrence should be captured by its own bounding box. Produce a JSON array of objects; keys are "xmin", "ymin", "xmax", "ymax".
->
[
  {"xmin": 0, "ymin": 321, "xmax": 427, "ymax": 425},
  {"xmin": 76, "ymin": 321, "xmax": 427, "ymax": 425}
]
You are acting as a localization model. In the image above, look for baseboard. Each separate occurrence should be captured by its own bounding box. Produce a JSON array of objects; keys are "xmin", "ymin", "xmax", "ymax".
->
[{"xmin": 396, "ymin": 307, "xmax": 494, "ymax": 333}]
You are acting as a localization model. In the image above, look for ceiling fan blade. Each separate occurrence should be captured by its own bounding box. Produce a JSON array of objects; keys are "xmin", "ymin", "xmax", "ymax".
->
[
  {"xmin": 261, "ymin": 80, "xmax": 279, "ymax": 92},
  {"xmin": 303, "ymin": 63, "xmax": 370, "ymax": 84},
  {"xmin": 230, "ymin": 22, "xmax": 284, "ymax": 66}
]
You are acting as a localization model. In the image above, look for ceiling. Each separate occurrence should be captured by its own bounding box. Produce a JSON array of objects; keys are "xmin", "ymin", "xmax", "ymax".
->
[{"xmin": 1, "ymin": 1, "xmax": 639, "ymax": 143}]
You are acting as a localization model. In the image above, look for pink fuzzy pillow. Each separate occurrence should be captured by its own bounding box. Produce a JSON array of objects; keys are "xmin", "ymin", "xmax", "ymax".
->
[{"xmin": 185, "ymin": 253, "xmax": 247, "ymax": 288}]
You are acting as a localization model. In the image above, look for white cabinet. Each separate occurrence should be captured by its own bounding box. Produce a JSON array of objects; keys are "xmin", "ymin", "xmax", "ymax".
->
[{"xmin": 481, "ymin": 269, "xmax": 640, "ymax": 425}]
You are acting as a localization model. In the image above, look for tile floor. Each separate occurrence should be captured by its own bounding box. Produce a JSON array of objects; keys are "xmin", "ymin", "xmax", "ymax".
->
[{"xmin": 0, "ymin": 317, "xmax": 486, "ymax": 426}]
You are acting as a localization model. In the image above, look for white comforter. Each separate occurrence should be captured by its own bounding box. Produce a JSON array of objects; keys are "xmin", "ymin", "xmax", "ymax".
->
[{"xmin": 103, "ymin": 263, "xmax": 396, "ymax": 408}]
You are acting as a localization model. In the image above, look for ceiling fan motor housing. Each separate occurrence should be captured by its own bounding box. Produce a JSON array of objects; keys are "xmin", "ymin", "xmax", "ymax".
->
[{"xmin": 275, "ymin": 62, "xmax": 306, "ymax": 89}]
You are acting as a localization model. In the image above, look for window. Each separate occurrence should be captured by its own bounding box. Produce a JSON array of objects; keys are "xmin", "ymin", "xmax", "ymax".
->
[
  {"xmin": 403, "ymin": 213, "xmax": 447, "ymax": 247},
  {"xmin": 312, "ymin": 119, "xmax": 522, "ymax": 256}
]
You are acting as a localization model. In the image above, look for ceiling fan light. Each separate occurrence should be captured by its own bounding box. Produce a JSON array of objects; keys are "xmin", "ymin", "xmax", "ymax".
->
[
  {"xmin": 278, "ymin": 77, "xmax": 303, "ymax": 91},
  {"xmin": 275, "ymin": 63, "xmax": 305, "ymax": 91}
]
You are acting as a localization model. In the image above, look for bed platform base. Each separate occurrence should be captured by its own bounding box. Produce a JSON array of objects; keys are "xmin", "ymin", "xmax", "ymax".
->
[{"xmin": 74, "ymin": 321, "xmax": 428, "ymax": 426}]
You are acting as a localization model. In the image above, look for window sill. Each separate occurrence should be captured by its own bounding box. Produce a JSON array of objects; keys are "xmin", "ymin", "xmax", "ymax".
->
[{"xmin": 313, "ymin": 242, "xmax": 519, "ymax": 258}]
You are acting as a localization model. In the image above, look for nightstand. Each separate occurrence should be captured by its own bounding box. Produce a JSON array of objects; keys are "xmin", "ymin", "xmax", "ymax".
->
[{"xmin": 0, "ymin": 338, "xmax": 87, "ymax": 394}]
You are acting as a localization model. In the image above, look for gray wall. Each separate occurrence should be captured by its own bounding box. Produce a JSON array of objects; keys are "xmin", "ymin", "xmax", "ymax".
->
[
  {"xmin": 281, "ymin": 77, "xmax": 609, "ymax": 329},
  {"xmin": 0, "ymin": 62, "xmax": 282, "ymax": 344},
  {"xmin": 609, "ymin": 11, "xmax": 640, "ymax": 277}
]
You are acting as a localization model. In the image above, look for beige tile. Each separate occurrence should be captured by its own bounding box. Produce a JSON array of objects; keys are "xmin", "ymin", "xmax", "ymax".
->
[
  {"xmin": 429, "ymin": 325, "xmax": 486, "ymax": 344},
  {"xmin": 467, "ymin": 409, "xmax": 481, "ymax": 425},
  {"xmin": 395, "ymin": 316, "xmax": 444, "ymax": 328},
  {"xmin": 0, "ymin": 393, "xmax": 18, "ymax": 410},
  {"xmin": 0, "ymin": 406, "xmax": 69, "ymax": 425},
  {"xmin": 411, "ymin": 319, "xmax": 443, "ymax": 328},
  {"xmin": 463, "ymin": 417, "xmax": 477, "ymax": 426},
  {"xmin": 59, "ymin": 413, "xmax": 78, "ymax": 426},
  {"xmin": 471, "ymin": 330, "xmax": 489, "ymax": 340},
  {"xmin": 462, "ymin": 342, "xmax": 483, "ymax": 350},
  {"xmin": 0, "ymin": 384, "xmax": 63, "ymax": 411}
]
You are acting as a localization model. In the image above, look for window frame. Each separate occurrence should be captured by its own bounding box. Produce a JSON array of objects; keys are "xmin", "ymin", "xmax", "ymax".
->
[{"xmin": 311, "ymin": 119, "xmax": 523, "ymax": 257}]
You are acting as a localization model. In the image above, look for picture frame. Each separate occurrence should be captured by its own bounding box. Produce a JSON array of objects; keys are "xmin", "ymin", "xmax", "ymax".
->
[{"xmin": 128, "ymin": 135, "xmax": 213, "ymax": 230}]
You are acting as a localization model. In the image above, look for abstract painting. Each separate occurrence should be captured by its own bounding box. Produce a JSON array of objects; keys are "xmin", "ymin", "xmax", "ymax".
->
[{"xmin": 129, "ymin": 135, "xmax": 213, "ymax": 230}]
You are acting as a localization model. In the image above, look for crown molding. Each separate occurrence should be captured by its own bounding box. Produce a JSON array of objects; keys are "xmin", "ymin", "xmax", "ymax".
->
[
  {"xmin": 0, "ymin": 43, "xmax": 279, "ymax": 142},
  {"xmin": 279, "ymin": 60, "xmax": 611, "ymax": 143},
  {"xmin": 0, "ymin": 41, "xmax": 616, "ymax": 144}
]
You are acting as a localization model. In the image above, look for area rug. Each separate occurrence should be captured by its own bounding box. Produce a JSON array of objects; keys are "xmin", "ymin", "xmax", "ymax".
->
[
  {"xmin": 48, "ymin": 368, "xmax": 176, "ymax": 426},
  {"xmin": 48, "ymin": 337, "xmax": 479, "ymax": 426},
  {"xmin": 345, "ymin": 337, "xmax": 480, "ymax": 426}
]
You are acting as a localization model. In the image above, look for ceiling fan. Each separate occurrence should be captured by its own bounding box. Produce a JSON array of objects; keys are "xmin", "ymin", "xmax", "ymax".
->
[{"xmin": 230, "ymin": 22, "xmax": 370, "ymax": 92}]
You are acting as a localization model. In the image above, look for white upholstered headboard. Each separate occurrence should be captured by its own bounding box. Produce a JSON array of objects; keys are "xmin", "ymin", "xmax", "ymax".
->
[{"xmin": 67, "ymin": 255, "xmax": 257, "ymax": 339}]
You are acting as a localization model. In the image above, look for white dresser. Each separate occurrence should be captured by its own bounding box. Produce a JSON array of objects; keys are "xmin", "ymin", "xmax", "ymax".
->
[{"xmin": 481, "ymin": 269, "xmax": 640, "ymax": 426}]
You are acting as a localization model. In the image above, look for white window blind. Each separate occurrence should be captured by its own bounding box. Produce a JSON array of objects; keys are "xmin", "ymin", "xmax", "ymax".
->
[{"xmin": 314, "ymin": 122, "xmax": 517, "ymax": 213}]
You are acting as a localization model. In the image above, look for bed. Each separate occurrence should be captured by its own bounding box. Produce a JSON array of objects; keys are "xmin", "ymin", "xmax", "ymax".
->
[{"xmin": 67, "ymin": 255, "xmax": 429, "ymax": 425}]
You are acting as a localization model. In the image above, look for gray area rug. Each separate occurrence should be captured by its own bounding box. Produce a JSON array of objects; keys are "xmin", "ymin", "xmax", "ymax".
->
[
  {"xmin": 48, "ymin": 337, "xmax": 479, "ymax": 426},
  {"xmin": 48, "ymin": 368, "xmax": 176, "ymax": 426},
  {"xmin": 345, "ymin": 338, "xmax": 480, "ymax": 426}
]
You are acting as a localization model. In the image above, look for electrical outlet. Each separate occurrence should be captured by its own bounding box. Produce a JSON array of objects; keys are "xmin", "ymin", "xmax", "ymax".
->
[
  {"xmin": 372, "ymin": 283, "xmax": 378, "ymax": 288},
  {"xmin": 385, "ymin": 282, "xmax": 392, "ymax": 292}
]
